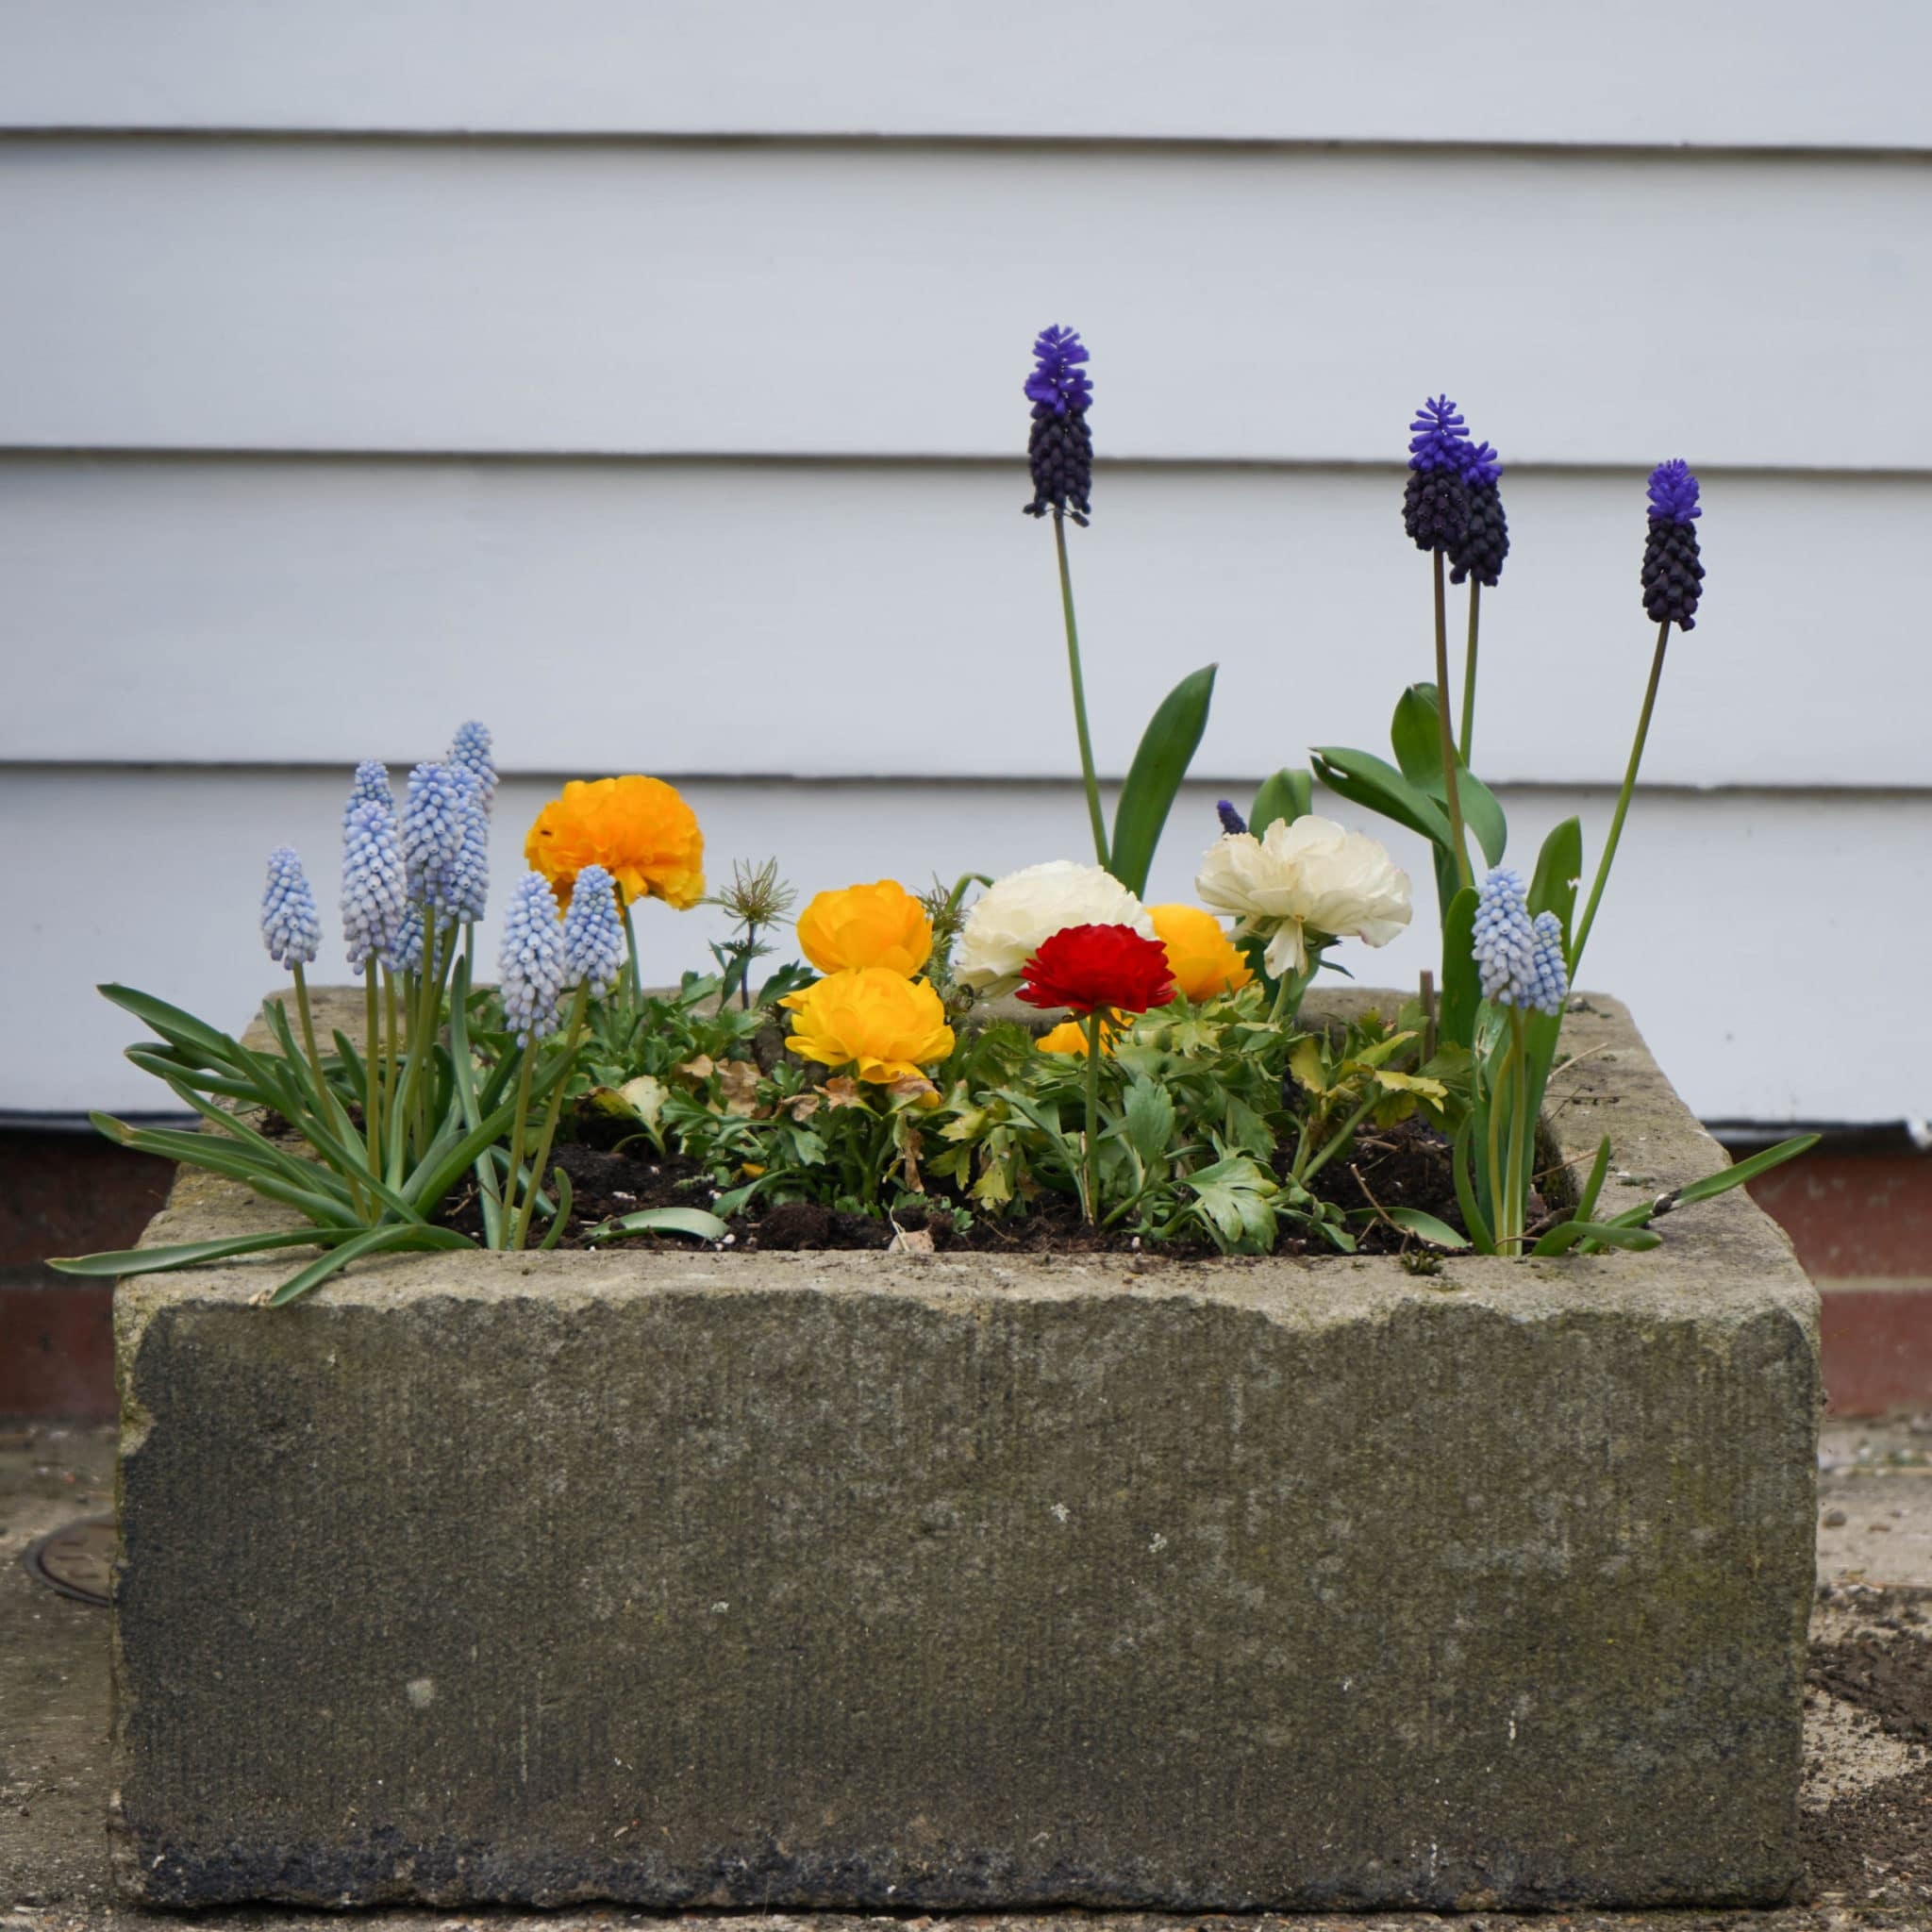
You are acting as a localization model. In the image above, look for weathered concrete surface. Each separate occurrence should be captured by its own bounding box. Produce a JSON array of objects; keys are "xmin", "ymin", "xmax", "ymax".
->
[{"xmin": 108, "ymin": 993, "xmax": 1820, "ymax": 1912}]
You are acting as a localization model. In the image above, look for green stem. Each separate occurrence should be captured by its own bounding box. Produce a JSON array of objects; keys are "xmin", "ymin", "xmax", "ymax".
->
[
  {"xmin": 292, "ymin": 963, "xmax": 365, "ymax": 1218},
  {"xmin": 381, "ymin": 968, "xmax": 401, "ymax": 1181},
  {"xmin": 1432, "ymin": 547, "xmax": 1474, "ymax": 891},
  {"xmin": 1504, "ymin": 1007, "xmax": 1532, "ymax": 1252},
  {"xmin": 1569, "ymin": 620, "xmax": 1671, "ymax": 982},
  {"xmin": 1459, "ymin": 578, "xmax": 1480, "ymax": 766},
  {"xmin": 1082, "ymin": 1008, "xmax": 1105, "ymax": 1224},
  {"xmin": 620, "ymin": 899, "xmax": 642, "ymax": 1015},
  {"xmin": 362, "ymin": 963, "xmax": 382, "ymax": 1174},
  {"xmin": 1300, "ymin": 1091, "xmax": 1380, "ymax": 1189},
  {"xmin": 1486, "ymin": 1030, "xmax": 1514, "ymax": 1245},
  {"xmin": 1054, "ymin": 510, "xmax": 1109, "ymax": 870},
  {"xmin": 513, "ymin": 986, "xmax": 590, "ymax": 1251},
  {"xmin": 501, "ymin": 1049, "xmax": 537, "ymax": 1250}
]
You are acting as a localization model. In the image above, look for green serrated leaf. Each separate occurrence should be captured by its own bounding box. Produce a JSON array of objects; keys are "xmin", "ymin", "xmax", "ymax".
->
[{"xmin": 1122, "ymin": 1077, "xmax": 1176, "ymax": 1171}]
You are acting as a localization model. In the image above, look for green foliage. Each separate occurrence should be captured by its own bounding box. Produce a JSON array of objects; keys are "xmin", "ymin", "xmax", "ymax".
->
[{"xmin": 1109, "ymin": 663, "xmax": 1217, "ymax": 895}]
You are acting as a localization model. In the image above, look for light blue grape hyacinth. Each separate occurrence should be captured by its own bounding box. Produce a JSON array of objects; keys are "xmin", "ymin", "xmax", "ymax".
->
[
  {"xmin": 500, "ymin": 872, "xmax": 567, "ymax": 1045},
  {"xmin": 563, "ymin": 864, "xmax": 625, "ymax": 997},
  {"xmin": 1527, "ymin": 910, "xmax": 1569, "ymax": 1018},
  {"xmin": 448, "ymin": 721, "xmax": 497, "ymax": 815},
  {"xmin": 342, "ymin": 758, "xmax": 393, "ymax": 828},
  {"xmin": 401, "ymin": 760, "xmax": 471, "ymax": 916},
  {"xmin": 447, "ymin": 780, "xmax": 491, "ymax": 925},
  {"xmin": 384, "ymin": 904, "xmax": 425, "ymax": 976},
  {"xmin": 341, "ymin": 800, "xmax": 407, "ymax": 971},
  {"xmin": 1471, "ymin": 865, "xmax": 1537, "ymax": 1008},
  {"xmin": 260, "ymin": 848, "xmax": 322, "ymax": 969}
]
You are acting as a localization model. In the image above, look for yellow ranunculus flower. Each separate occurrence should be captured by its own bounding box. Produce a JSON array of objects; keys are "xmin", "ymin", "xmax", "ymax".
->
[
  {"xmin": 1035, "ymin": 1016, "xmax": 1122, "ymax": 1058},
  {"xmin": 795, "ymin": 879, "xmax": 932, "ymax": 977},
  {"xmin": 525, "ymin": 775, "xmax": 705, "ymax": 910},
  {"xmin": 1147, "ymin": 903, "xmax": 1254, "ymax": 1001},
  {"xmin": 781, "ymin": 968, "xmax": 955, "ymax": 1084}
]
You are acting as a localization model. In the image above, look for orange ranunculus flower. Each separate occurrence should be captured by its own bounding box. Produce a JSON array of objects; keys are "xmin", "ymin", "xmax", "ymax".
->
[
  {"xmin": 1036, "ymin": 1016, "xmax": 1123, "ymax": 1058},
  {"xmin": 1147, "ymin": 903, "xmax": 1254, "ymax": 1001},
  {"xmin": 796, "ymin": 879, "xmax": 933, "ymax": 977},
  {"xmin": 525, "ymin": 776, "xmax": 704, "ymax": 910},
  {"xmin": 780, "ymin": 969, "xmax": 954, "ymax": 1084}
]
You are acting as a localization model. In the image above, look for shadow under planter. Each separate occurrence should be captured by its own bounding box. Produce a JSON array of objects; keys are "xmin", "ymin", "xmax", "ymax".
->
[{"xmin": 109, "ymin": 991, "xmax": 1818, "ymax": 1913}]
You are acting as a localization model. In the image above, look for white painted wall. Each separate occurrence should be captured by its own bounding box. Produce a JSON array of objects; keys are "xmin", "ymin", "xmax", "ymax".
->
[{"xmin": 2, "ymin": 5, "xmax": 1926, "ymax": 1123}]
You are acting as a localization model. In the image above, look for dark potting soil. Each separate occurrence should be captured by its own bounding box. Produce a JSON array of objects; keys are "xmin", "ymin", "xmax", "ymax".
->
[
  {"xmin": 438, "ymin": 1110, "xmax": 1489, "ymax": 1258},
  {"xmin": 1802, "ymin": 1592, "xmax": 1932, "ymax": 1911}
]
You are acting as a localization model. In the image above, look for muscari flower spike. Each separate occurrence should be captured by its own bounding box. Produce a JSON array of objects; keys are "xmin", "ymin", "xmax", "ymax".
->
[
  {"xmin": 1527, "ymin": 910, "xmax": 1569, "ymax": 1018},
  {"xmin": 1448, "ymin": 436, "xmax": 1510, "ymax": 589},
  {"xmin": 341, "ymin": 800, "xmax": 407, "ymax": 972},
  {"xmin": 448, "ymin": 721, "xmax": 497, "ymax": 815},
  {"xmin": 401, "ymin": 760, "xmax": 472, "ymax": 916},
  {"xmin": 1023, "ymin": 325, "xmax": 1095, "ymax": 526},
  {"xmin": 1641, "ymin": 458, "xmax": 1705, "ymax": 631},
  {"xmin": 343, "ymin": 759, "xmax": 393, "ymax": 827},
  {"xmin": 447, "ymin": 779, "xmax": 490, "ymax": 925},
  {"xmin": 260, "ymin": 847, "xmax": 322, "ymax": 970},
  {"xmin": 499, "ymin": 871, "xmax": 568, "ymax": 1045},
  {"xmin": 562, "ymin": 863, "xmax": 625, "ymax": 997},
  {"xmin": 1403, "ymin": 394, "xmax": 1472, "ymax": 553},
  {"xmin": 1471, "ymin": 865, "xmax": 1538, "ymax": 1008},
  {"xmin": 1216, "ymin": 799, "xmax": 1248, "ymax": 837},
  {"xmin": 384, "ymin": 904, "xmax": 425, "ymax": 977}
]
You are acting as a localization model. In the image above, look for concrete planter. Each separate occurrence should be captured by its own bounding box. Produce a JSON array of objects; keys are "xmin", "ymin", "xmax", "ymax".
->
[{"xmin": 111, "ymin": 990, "xmax": 1817, "ymax": 1913}]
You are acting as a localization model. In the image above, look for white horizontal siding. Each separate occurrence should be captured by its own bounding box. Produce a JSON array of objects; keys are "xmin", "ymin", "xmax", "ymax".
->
[
  {"xmin": 1, "ymin": 2, "xmax": 1925, "ymax": 150},
  {"xmin": 1, "ymin": 139, "xmax": 1925, "ymax": 467},
  {"xmin": 1, "ymin": 456, "xmax": 1923, "ymax": 790},
  {"xmin": 6, "ymin": 767, "xmax": 1926, "ymax": 1124}
]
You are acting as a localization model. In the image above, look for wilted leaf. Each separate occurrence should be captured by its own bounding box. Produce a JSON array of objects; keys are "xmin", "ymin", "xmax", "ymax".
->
[
  {"xmin": 778, "ymin": 1091, "xmax": 823, "ymax": 1123},
  {"xmin": 1371, "ymin": 1069, "xmax": 1448, "ymax": 1102},
  {"xmin": 818, "ymin": 1076, "xmax": 866, "ymax": 1110},
  {"xmin": 675, "ymin": 1054, "xmax": 716, "ymax": 1086},
  {"xmin": 887, "ymin": 1074, "xmax": 941, "ymax": 1109},
  {"xmin": 617, "ymin": 1074, "xmax": 669, "ymax": 1127},
  {"xmin": 887, "ymin": 1224, "xmax": 936, "ymax": 1256},
  {"xmin": 718, "ymin": 1059, "xmax": 762, "ymax": 1117},
  {"xmin": 1289, "ymin": 1036, "xmax": 1330, "ymax": 1096}
]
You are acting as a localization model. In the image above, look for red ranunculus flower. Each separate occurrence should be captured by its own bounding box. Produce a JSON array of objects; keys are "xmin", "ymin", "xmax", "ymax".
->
[{"xmin": 1016, "ymin": 923, "xmax": 1177, "ymax": 1020}]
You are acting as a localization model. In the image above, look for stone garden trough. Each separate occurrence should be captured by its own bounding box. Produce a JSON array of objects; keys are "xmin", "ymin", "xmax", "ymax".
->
[{"xmin": 110, "ymin": 988, "xmax": 1818, "ymax": 1912}]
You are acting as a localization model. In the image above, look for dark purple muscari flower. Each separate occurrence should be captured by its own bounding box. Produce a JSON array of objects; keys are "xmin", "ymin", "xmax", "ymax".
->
[
  {"xmin": 1023, "ymin": 325, "xmax": 1094, "ymax": 525},
  {"xmin": 1216, "ymin": 799, "xmax": 1247, "ymax": 837},
  {"xmin": 1448, "ymin": 437, "xmax": 1510, "ymax": 589},
  {"xmin": 1402, "ymin": 394, "xmax": 1471, "ymax": 552},
  {"xmin": 1641, "ymin": 459, "xmax": 1705, "ymax": 630}
]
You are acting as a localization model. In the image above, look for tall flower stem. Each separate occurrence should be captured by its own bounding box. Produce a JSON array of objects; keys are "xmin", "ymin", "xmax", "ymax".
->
[
  {"xmin": 292, "ymin": 962, "xmax": 365, "ymax": 1217},
  {"xmin": 1459, "ymin": 580, "xmax": 1481, "ymax": 767},
  {"xmin": 362, "ymin": 963, "xmax": 382, "ymax": 1174},
  {"xmin": 501, "ymin": 1049, "xmax": 537, "ymax": 1250},
  {"xmin": 1503, "ymin": 1007, "xmax": 1532, "ymax": 1250},
  {"xmin": 1486, "ymin": 1029, "xmax": 1515, "ymax": 1246},
  {"xmin": 1432, "ymin": 548, "xmax": 1474, "ymax": 891},
  {"xmin": 1082, "ymin": 1008, "xmax": 1105, "ymax": 1223},
  {"xmin": 620, "ymin": 899, "xmax": 642, "ymax": 1015},
  {"xmin": 381, "ymin": 968, "xmax": 401, "ymax": 1176},
  {"xmin": 513, "ymin": 987, "xmax": 589, "ymax": 1250},
  {"xmin": 1570, "ymin": 620, "xmax": 1672, "ymax": 980},
  {"xmin": 1054, "ymin": 511, "xmax": 1109, "ymax": 870}
]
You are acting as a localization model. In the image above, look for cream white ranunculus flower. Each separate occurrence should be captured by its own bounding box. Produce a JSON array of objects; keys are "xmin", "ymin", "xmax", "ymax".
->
[
  {"xmin": 953, "ymin": 860, "xmax": 1156, "ymax": 995},
  {"xmin": 1194, "ymin": 816, "xmax": 1411, "ymax": 978}
]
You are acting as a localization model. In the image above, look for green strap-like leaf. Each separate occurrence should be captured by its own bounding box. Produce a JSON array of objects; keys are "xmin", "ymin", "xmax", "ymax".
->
[
  {"xmin": 1248, "ymin": 767, "xmax": 1312, "ymax": 838},
  {"xmin": 1310, "ymin": 746, "xmax": 1454, "ymax": 849},
  {"xmin": 1528, "ymin": 817, "xmax": 1584, "ymax": 947},
  {"xmin": 583, "ymin": 1206, "xmax": 728, "ymax": 1245},
  {"xmin": 1439, "ymin": 887, "xmax": 1481, "ymax": 1051},
  {"xmin": 1381, "ymin": 1206, "xmax": 1471, "ymax": 1250},
  {"xmin": 1532, "ymin": 1219, "xmax": 1664, "ymax": 1257},
  {"xmin": 267, "ymin": 1223, "xmax": 475, "ymax": 1307},
  {"xmin": 48, "ymin": 1228, "xmax": 366, "ymax": 1277},
  {"xmin": 1452, "ymin": 1116, "xmax": 1496, "ymax": 1255},
  {"xmin": 1574, "ymin": 1134, "xmax": 1613, "ymax": 1224},
  {"xmin": 1389, "ymin": 683, "xmax": 1508, "ymax": 867},
  {"xmin": 1672, "ymin": 1133, "xmax": 1821, "ymax": 1208},
  {"xmin": 1109, "ymin": 663, "xmax": 1217, "ymax": 896}
]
